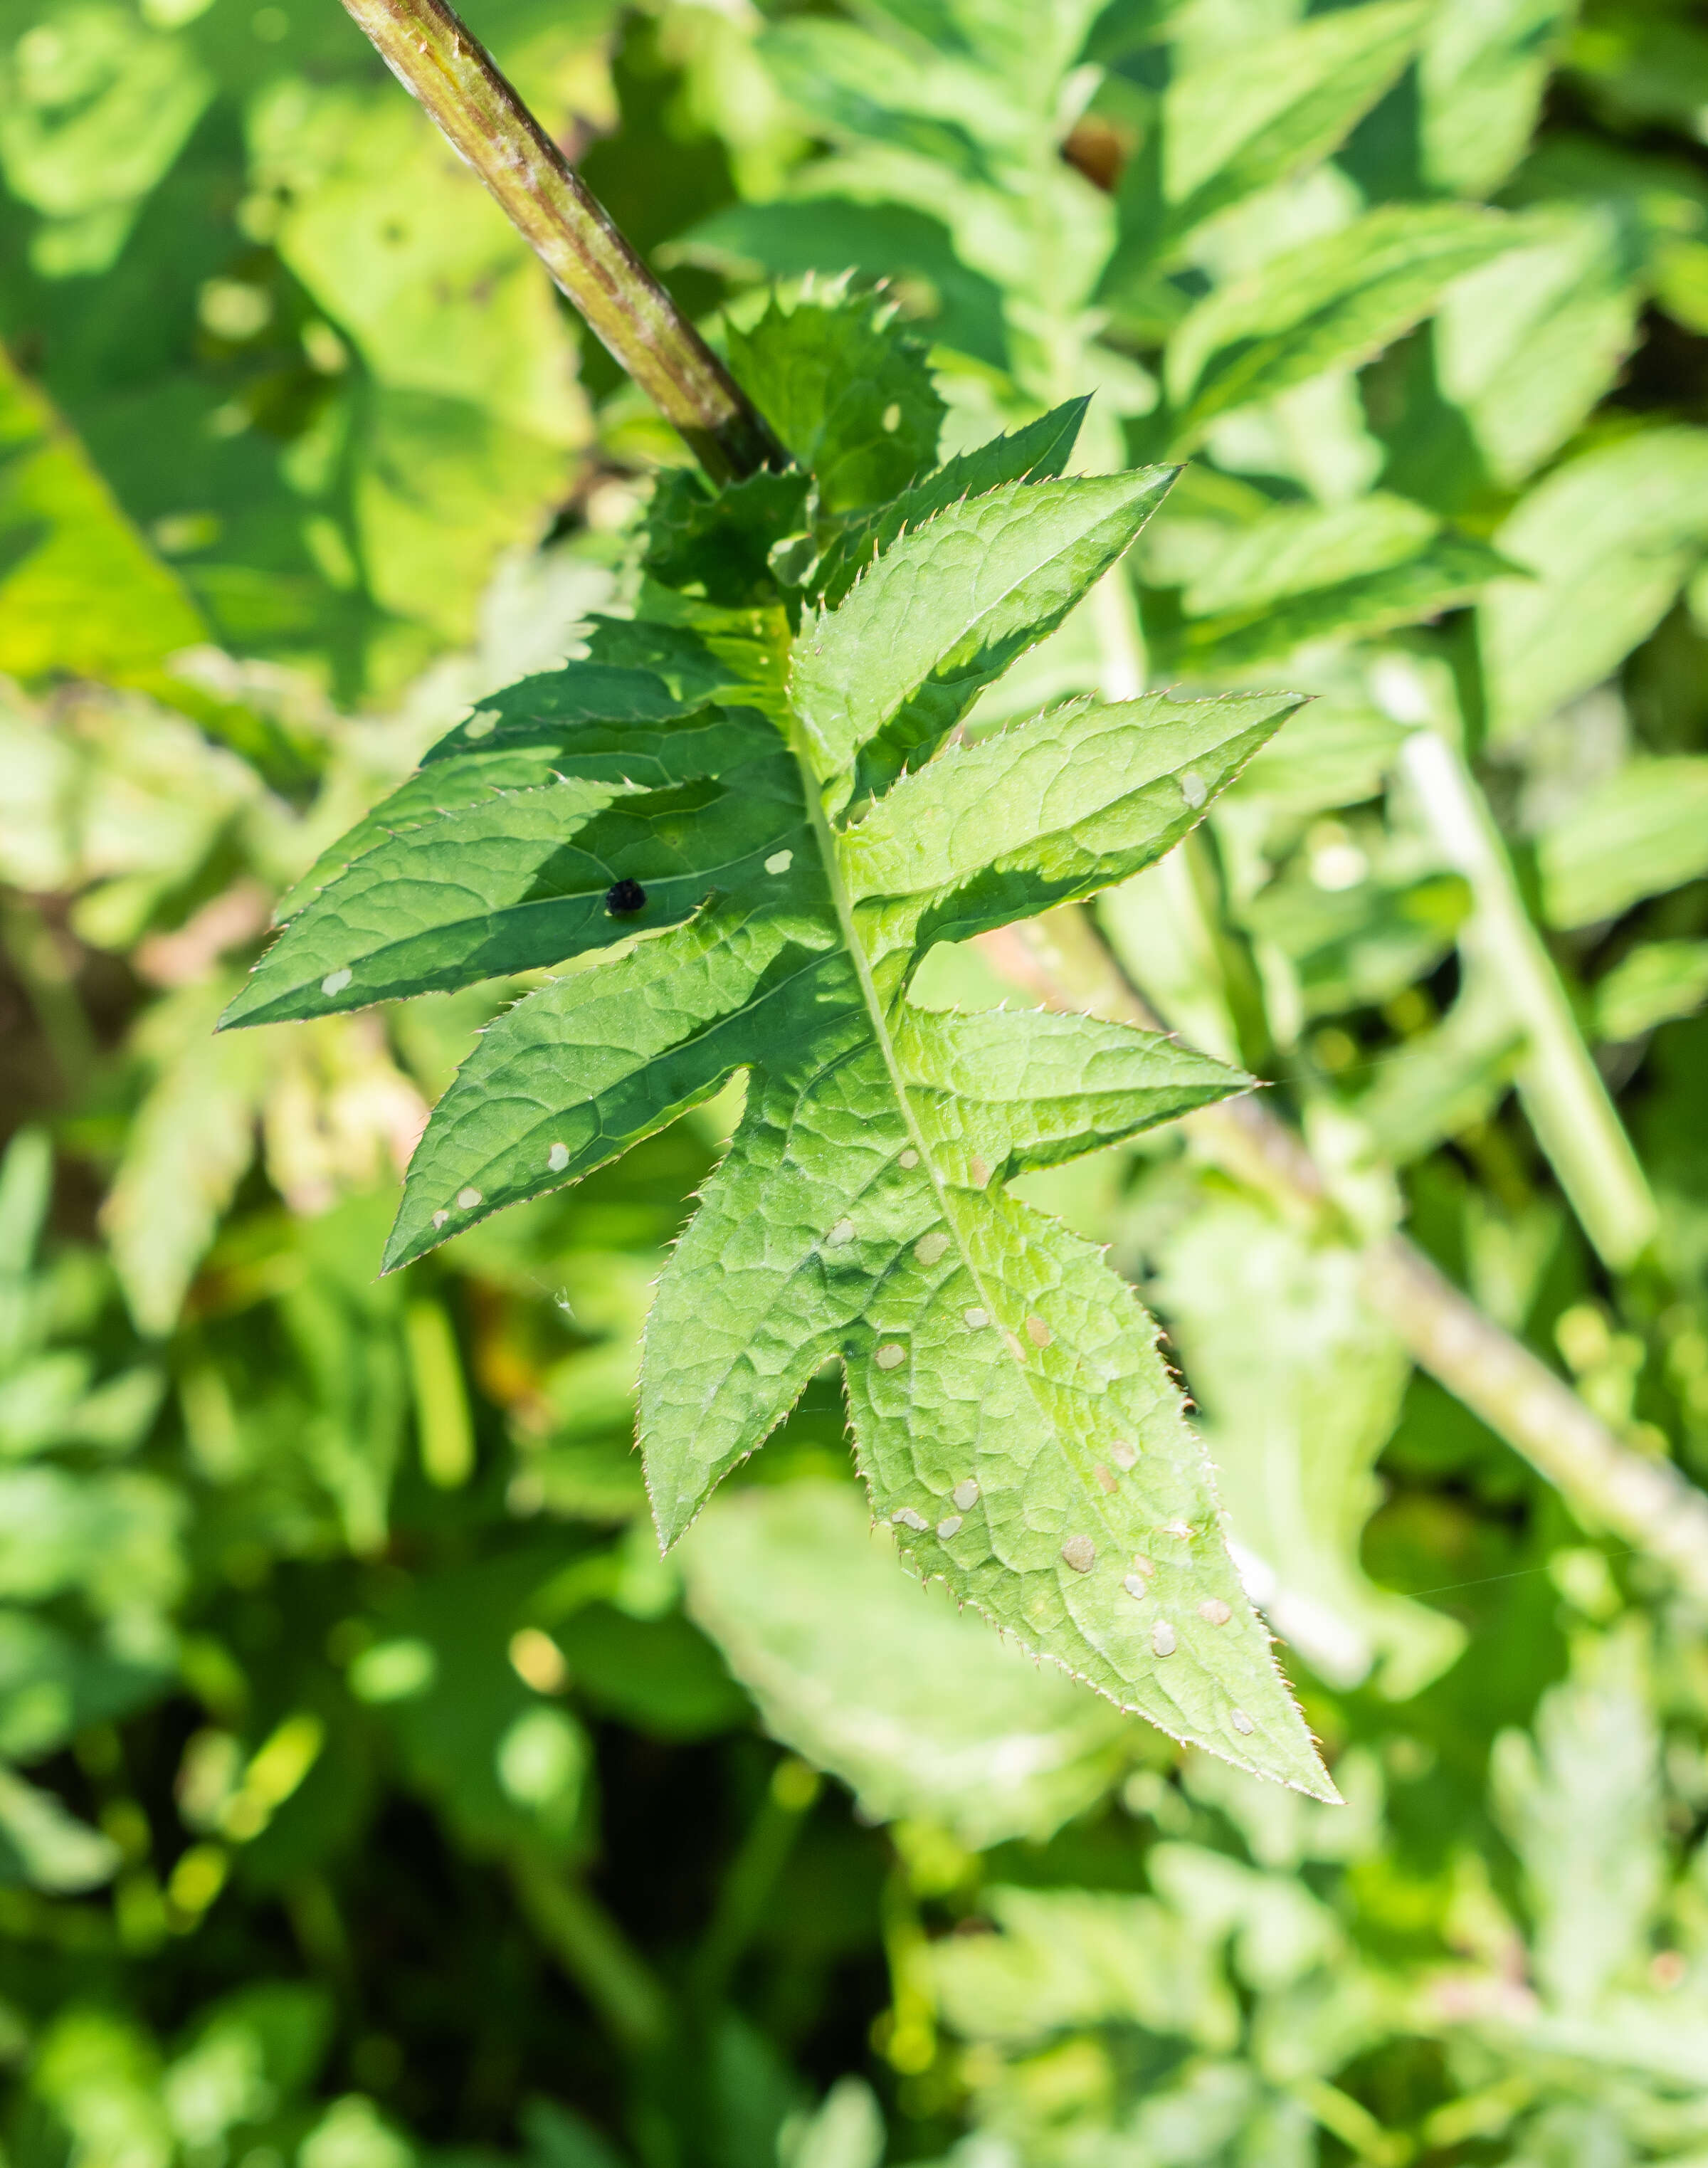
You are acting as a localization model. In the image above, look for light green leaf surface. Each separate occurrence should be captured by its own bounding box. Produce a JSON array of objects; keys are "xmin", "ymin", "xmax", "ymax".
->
[
  {"xmin": 1536, "ymin": 757, "xmax": 1708, "ymax": 927},
  {"xmin": 812, "ymin": 396, "xmax": 1090, "ymax": 606},
  {"xmin": 1417, "ymin": 0, "xmax": 1574, "ymax": 196},
  {"xmin": 1156, "ymin": 1196, "xmax": 1465, "ymax": 1700},
  {"xmin": 1166, "ymin": 205, "xmax": 1520, "ymax": 444},
  {"xmin": 1480, "ymin": 429, "xmax": 1708, "ymax": 739},
  {"xmin": 1593, "ymin": 941, "xmax": 1708, "ymax": 1041},
  {"xmin": 1434, "ymin": 203, "xmax": 1642, "ymax": 487},
  {"xmin": 1180, "ymin": 540, "xmax": 1515, "ymax": 671},
  {"xmin": 1160, "ymin": 0, "xmax": 1426, "ymax": 236},
  {"xmin": 102, "ymin": 982, "xmax": 273, "ymax": 1339},
  {"xmin": 843, "ymin": 691, "xmax": 1301, "ymax": 959},
  {"xmin": 0, "ymin": 1767, "xmax": 121, "ymax": 1894},
  {"xmin": 789, "ymin": 470, "xmax": 1178, "ymax": 794},
  {"xmin": 678, "ymin": 1480, "xmax": 1134, "ymax": 1848},
  {"xmin": 0, "ymin": 3, "xmax": 211, "ymax": 278},
  {"xmin": 1491, "ymin": 1626, "xmax": 1661, "ymax": 2014}
]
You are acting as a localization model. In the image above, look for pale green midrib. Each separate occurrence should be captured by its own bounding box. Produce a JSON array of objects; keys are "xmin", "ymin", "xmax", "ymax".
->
[{"xmin": 782, "ymin": 712, "xmax": 1067, "ymax": 1432}]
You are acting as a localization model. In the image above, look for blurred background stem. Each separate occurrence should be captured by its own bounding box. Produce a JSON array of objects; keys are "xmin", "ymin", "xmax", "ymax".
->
[{"xmin": 1399, "ymin": 729, "xmax": 1657, "ymax": 1271}]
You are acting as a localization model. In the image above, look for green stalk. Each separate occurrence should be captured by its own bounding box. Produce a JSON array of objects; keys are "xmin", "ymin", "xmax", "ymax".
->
[
  {"xmin": 1398, "ymin": 730, "xmax": 1657, "ymax": 1270},
  {"xmin": 335, "ymin": 0, "xmax": 784, "ymax": 480}
]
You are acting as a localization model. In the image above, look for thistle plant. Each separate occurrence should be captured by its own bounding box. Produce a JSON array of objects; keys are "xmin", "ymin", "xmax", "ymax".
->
[{"xmin": 221, "ymin": 288, "xmax": 1336, "ymax": 1795}]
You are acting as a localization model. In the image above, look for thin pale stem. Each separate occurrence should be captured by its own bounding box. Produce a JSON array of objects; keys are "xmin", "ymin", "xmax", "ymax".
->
[
  {"xmin": 1400, "ymin": 730, "xmax": 1657, "ymax": 1270},
  {"xmin": 337, "ymin": 0, "xmax": 784, "ymax": 480},
  {"xmin": 977, "ymin": 906, "xmax": 1708, "ymax": 1605}
]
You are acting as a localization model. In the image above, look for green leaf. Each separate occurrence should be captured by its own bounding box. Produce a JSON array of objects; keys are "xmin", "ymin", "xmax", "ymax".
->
[
  {"xmin": 1593, "ymin": 942, "xmax": 1708, "ymax": 1041},
  {"xmin": 790, "ymin": 468, "xmax": 1177, "ymax": 794},
  {"xmin": 1490, "ymin": 1626, "xmax": 1661, "ymax": 2013},
  {"xmin": 1536, "ymin": 758, "xmax": 1708, "ymax": 929},
  {"xmin": 679, "ymin": 1479, "xmax": 1134, "ymax": 1847},
  {"xmin": 1159, "ymin": 0, "xmax": 1427, "ymax": 241},
  {"xmin": 812, "ymin": 396, "xmax": 1090, "ymax": 606},
  {"xmin": 1165, "ymin": 205, "xmax": 1521, "ymax": 446},
  {"xmin": 0, "ymin": 1767, "xmax": 121, "ymax": 1895},
  {"xmin": 381, "ymin": 904, "xmax": 838, "ymax": 1270},
  {"xmin": 842, "ymin": 690, "xmax": 1300, "ymax": 956},
  {"xmin": 1416, "ymin": 0, "xmax": 1576, "ymax": 196},
  {"xmin": 677, "ymin": 199, "xmax": 1011, "ymax": 369},
  {"xmin": 727, "ymin": 293, "xmax": 945, "ymax": 514},
  {"xmin": 101, "ymin": 980, "xmax": 271, "ymax": 1338},
  {"xmin": 332, "ymin": 582, "xmax": 1317, "ymax": 1782},
  {"xmin": 1432, "ymin": 204, "xmax": 1643, "ymax": 488},
  {"xmin": 0, "ymin": 4, "xmax": 212, "ymax": 278},
  {"xmin": 0, "ymin": 343, "xmax": 208, "ymax": 690},
  {"xmin": 642, "ymin": 468, "xmax": 815, "ymax": 609},
  {"xmin": 222, "ymin": 712, "xmax": 799, "ymax": 1028},
  {"xmin": 1176, "ymin": 537, "xmax": 1517, "ymax": 671},
  {"xmin": 1480, "ymin": 430, "xmax": 1708, "ymax": 740},
  {"xmin": 1156, "ymin": 1196, "xmax": 1466, "ymax": 1700}
]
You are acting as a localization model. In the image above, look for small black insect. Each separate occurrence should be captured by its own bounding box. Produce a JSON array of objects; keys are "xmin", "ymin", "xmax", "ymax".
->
[{"xmin": 605, "ymin": 878, "xmax": 648, "ymax": 917}]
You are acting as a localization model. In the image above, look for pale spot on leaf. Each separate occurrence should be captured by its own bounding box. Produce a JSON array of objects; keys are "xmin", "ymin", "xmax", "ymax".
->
[
  {"xmin": 456, "ymin": 1186, "xmax": 482, "ymax": 1209},
  {"xmin": 1061, "ymin": 1535, "xmax": 1095, "ymax": 1574},
  {"xmin": 963, "ymin": 1307, "xmax": 990, "ymax": 1330},
  {"xmin": 892, "ymin": 1507, "xmax": 927, "ymax": 1530},
  {"xmin": 936, "ymin": 1515, "xmax": 962, "ymax": 1539},
  {"xmin": 914, "ymin": 1230, "xmax": 949, "ymax": 1265},
  {"xmin": 1005, "ymin": 1332, "xmax": 1024, "ymax": 1359},
  {"xmin": 969, "ymin": 1154, "xmax": 991, "ymax": 1188},
  {"xmin": 1109, "ymin": 1440, "xmax": 1138, "ymax": 1470},
  {"xmin": 1025, "ymin": 1315, "xmax": 1051, "ymax": 1348},
  {"xmin": 321, "ymin": 967, "xmax": 352, "ymax": 996},
  {"xmin": 1162, "ymin": 1520, "xmax": 1193, "ymax": 1541},
  {"xmin": 881, "ymin": 402, "xmax": 901, "ymax": 431},
  {"xmin": 1180, "ymin": 768, "xmax": 1207, "ymax": 808},
  {"xmin": 547, "ymin": 1142, "xmax": 569, "ymax": 1172},
  {"xmin": 1152, "ymin": 1620, "xmax": 1177, "ymax": 1657},
  {"xmin": 898, "ymin": 1149, "xmax": 919, "ymax": 1169},
  {"xmin": 764, "ymin": 848, "xmax": 794, "ymax": 875},
  {"xmin": 1198, "ymin": 1599, "xmax": 1232, "ymax": 1626},
  {"xmin": 875, "ymin": 1343, "xmax": 905, "ymax": 1370},
  {"xmin": 432, "ymin": 1210, "xmax": 449, "ymax": 1228},
  {"xmin": 463, "ymin": 710, "xmax": 497, "ymax": 740},
  {"xmin": 1094, "ymin": 1465, "xmax": 1116, "ymax": 1494},
  {"xmin": 826, "ymin": 1219, "xmax": 855, "ymax": 1246},
  {"xmin": 1231, "ymin": 1709, "xmax": 1255, "ymax": 1735},
  {"xmin": 951, "ymin": 1479, "xmax": 979, "ymax": 1510}
]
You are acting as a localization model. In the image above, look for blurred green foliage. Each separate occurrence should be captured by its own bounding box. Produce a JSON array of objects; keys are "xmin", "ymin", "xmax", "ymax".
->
[{"xmin": 2, "ymin": 0, "xmax": 1708, "ymax": 2163}]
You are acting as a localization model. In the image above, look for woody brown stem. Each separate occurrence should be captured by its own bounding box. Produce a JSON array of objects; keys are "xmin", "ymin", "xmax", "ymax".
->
[{"xmin": 337, "ymin": 0, "xmax": 785, "ymax": 480}]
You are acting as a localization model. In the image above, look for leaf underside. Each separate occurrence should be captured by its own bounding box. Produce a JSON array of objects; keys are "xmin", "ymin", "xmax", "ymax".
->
[{"xmin": 222, "ymin": 340, "xmax": 1332, "ymax": 1796}]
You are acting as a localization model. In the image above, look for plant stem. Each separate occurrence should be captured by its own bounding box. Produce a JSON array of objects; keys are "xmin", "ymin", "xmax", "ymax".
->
[
  {"xmin": 1399, "ymin": 729, "xmax": 1657, "ymax": 1270},
  {"xmin": 335, "ymin": 0, "xmax": 785, "ymax": 480},
  {"xmin": 977, "ymin": 906, "xmax": 1708, "ymax": 1604},
  {"xmin": 507, "ymin": 1848, "xmax": 668, "ymax": 2051}
]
